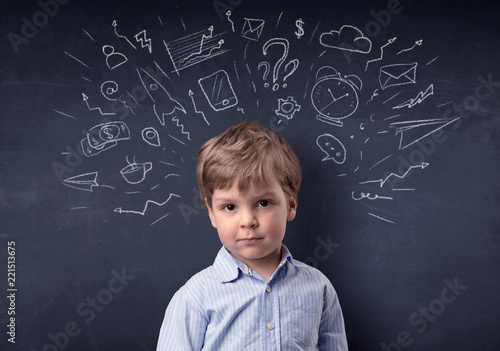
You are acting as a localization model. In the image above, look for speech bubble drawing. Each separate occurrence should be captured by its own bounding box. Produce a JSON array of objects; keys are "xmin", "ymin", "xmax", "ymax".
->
[{"xmin": 316, "ymin": 133, "xmax": 346, "ymax": 164}]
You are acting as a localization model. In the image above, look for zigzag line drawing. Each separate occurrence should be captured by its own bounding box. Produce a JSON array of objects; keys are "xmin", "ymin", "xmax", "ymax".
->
[
  {"xmin": 171, "ymin": 116, "xmax": 191, "ymax": 140},
  {"xmin": 113, "ymin": 193, "xmax": 181, "ymax": 216}
]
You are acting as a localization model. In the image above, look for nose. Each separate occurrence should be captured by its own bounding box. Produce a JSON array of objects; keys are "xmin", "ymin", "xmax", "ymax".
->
[{"xmin": 240, "ymin": 208, "xmax": 258, "ymax": 228}]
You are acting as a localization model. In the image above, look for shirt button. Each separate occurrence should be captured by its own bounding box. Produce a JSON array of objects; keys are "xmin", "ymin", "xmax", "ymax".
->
[
  {"xmin": 267, "ymin": 322, "xmax": 275, "ymax": 330},
  {"xmin": 266, "ymin": 285, "xmax": 272, "ymax": 293}
]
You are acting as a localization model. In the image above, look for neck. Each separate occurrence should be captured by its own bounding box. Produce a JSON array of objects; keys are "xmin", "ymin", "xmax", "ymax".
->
[{"xmin": 233, "ymin": 246, "xmax": 282, "ymax": 281}]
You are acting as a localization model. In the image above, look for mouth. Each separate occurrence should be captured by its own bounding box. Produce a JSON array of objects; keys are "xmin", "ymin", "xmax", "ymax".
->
[{"xmin": 239, "ymin": 238, "xmax": 263, "ymax": 244}]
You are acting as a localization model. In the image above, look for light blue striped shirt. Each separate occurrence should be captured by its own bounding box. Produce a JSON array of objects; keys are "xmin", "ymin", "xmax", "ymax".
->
[{"xmin": 157, "ymin": 245, "xmax": 348, "ymax": 350}]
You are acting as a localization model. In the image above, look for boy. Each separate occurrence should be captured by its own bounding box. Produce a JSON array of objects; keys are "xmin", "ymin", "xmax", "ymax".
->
[{"xmin": 157, "ymin": 120, "xmax": 348, "ymax": 350}]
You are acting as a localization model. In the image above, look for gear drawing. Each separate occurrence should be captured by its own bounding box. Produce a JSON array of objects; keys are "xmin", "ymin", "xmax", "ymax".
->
[{"xmin": 275, "ymin": 96, "xmax": 301, "ymax": 120}]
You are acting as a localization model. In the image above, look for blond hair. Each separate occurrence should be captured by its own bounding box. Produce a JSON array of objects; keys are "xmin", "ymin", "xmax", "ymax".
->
[{"xmin": 197, "ymin": 120, "xmax": 302, "ymax": 209}]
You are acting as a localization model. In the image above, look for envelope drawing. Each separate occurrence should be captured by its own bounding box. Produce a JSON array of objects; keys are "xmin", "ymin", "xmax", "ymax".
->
[
  {"xmin": 379, "ymin": 62, "xmax": 418, "ymax": 90},
  {"xmin": 241, "ymin": 18, "xmax": 265, "ymax": 41}
]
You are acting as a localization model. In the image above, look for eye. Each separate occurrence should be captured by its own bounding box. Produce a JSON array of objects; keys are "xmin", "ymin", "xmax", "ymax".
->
[
  {"xmin": 258, "ymin": 200, "xmax": 270, "ymax": 207},
  {"xmin": 222, "ymin": 204, "xmax": 235, "ymax": 212}
]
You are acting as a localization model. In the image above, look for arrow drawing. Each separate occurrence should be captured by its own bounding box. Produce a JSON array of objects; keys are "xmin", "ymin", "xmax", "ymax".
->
[
  {"xmin": 114, "ymin": 193, "xmax": 180, "ymax": 216},
  {"xmin": 189, "ymin": 89, "xmax": 210, "ymax": 125},
  {"xmin": 359, "ymin": 162, "xmax": 429, "ymax": 188}
]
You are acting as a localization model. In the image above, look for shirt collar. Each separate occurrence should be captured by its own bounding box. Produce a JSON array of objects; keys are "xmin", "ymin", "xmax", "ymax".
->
[{"xmin": 212, "ymin": 244, "xmax": 294, "ymax": 283}]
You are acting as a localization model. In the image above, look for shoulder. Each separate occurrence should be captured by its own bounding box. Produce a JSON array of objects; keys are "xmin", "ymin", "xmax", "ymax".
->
[{"xmin": 287, "ymin": 258, "xmax": 337, "ymax": 294}]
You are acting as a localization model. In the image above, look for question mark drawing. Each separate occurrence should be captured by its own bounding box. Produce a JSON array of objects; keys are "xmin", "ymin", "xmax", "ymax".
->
[
  {"xmin": 283, "ymin": 59, "xmax": 299, "ymax": 87},
  {"xmin": 262, "ymin": 38, "xmax": 299, "ymax": 91},
  {"xmin": 258, "ymin": 61, "xmax": 271, "ymax": 88}
]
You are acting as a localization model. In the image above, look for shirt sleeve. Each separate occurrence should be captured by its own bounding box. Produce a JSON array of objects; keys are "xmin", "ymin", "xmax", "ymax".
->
[
  {"xmin": 156, "ymin": 287, "xmax": 208, "ymax": 351},
  {"xmin": 318, "ymin": 284, "xmax": 348, "ymax": 351}
]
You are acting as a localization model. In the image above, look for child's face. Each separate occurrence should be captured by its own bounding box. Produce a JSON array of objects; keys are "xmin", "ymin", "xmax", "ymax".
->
[{"xmin": 207, "ymin": 176, "xmax": 297, "ymax": 269}]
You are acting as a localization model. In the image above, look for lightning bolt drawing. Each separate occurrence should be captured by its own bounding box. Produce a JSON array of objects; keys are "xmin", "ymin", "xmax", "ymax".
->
[
  {"xmin": 393, "ymin": 84, "xmax": 434, "ymax": 109},
  {"xmin": 135, "ymin": 30, "xmax": 152, "ymax": 53}
]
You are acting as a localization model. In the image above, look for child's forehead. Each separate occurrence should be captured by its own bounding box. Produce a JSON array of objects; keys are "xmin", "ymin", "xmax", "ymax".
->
[{"xmin": 214, "ymin": 176, "xmax": 281, "ymax": 197}]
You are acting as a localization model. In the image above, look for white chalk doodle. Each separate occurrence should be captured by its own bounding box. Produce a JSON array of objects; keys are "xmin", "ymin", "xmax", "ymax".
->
[
  {"xmin": 142, "ymin": 127, "xmax": 161, "ymax": 147},
  {"xmin": 365, "ymin": 37, "xmax": 397, "ymax": 71},
  {"xmin": 135, "ymin": 30, "xmax": 152, "ymax": 53},
  {"xmin": 311, "ymin": 66, "xmax": 362, "ymax": 127},
  {"xmin": 112, "ymin": 20, "xmax": 136, "ymax": 49},
  {"xmin": 82, "ymin": 29, "xmax": 95, "ymax": 42},
  {"xmin": 275, "ymin": 96, "xmax": 301, "ymax": 122},
  {"xmin": 114, "ymin": 193, "xmax": 180, "ymax": 216},
  {"xmin": 359, "ymin": 162, "xmax": 429, "ymax": 188},
  {"xmin": 390, "ymin": 117, "xmax": 460, "ymax": 149},
  {"xmin": 100, "ymin": 81, "xmax": 120, "ymax": 101},
  {"xmin": 369, "ymin": 154, "xmax": 393, "ymax": 170},
  {"xmin": 64, "ymin": 51, "xmax": 91, "ymax": 70},
  {"xmin": 261, "ymin": 38, "xmax": 299, "ymax": 91},
  {"xmin": 316, "ymin": 134, "xmax": 347, "ymax": 164},
  {"xmin": 368, "ymin": 212, "xmax": 396, "ymax": 224},
  {"xmin": 276, "ymin": 11, "xmax": 283, "ymax": 29},
  {"xmin": 82, "ymin": 93, "xmax": 116, "ymax": 115},
  {"xmin": 351, "ymin": 192, "xmax": 393, "ymax": 201},
  {"xmin": 62, "ymin": 172, "xmax": 99, "ymax": 192},
  {"xmin": 241, "ymin": 18, "xmax": 265, "ymax": 41},
  {"xmin": 320, "ymin": 25, "xmax": 372, "ymax": 54},
  {"xmin": 81, "ymin": 121, "xmax": 130, "ymax": 157},
  {"xmin": 295, "ymin": 18, "xmax": 305, "ymax": 39},
  {"xmin": 198, "ymin": 70, "xmax": 238, "ymax": 111},
  {"xmin": 397, "ymin": 39, "xmax": 423, "ymax": 55},
  {"xmin": 102, "ymin": 45, "xmax": 128, "ymax": 70},
  {"xmin": 136, "ymin": 66, "xmax": 186, "ymax": 126},
  {"xmin": 393, "ymin": 84, "xmax": 434, "ymax": 109},
  {"xmin": 164, "ymin": 26, "xmax": 229, "ymax": 74},
  {"xmin": 258, "ymin": 61, "xmax": 271, "ymax": 88},
  {"xmin": 308, "ymin": 19, "xmax": 321, "ymax": 45},
  {"xmin": 171, "ymin": 116, "xmax": 191, "ymax": 141},
  {"xmin": 120, "ymin": 156, "xmax": 152, "ymax": 185},
  {"xmin": 226, "ymin": 11, "xmax": 235, "ymax": 32},
  {"xmin": 379, "ymin": 62, "xmax": 417, "ymax": 90},
  {"xmin": 53, "ymin": 109, "xmax": 77, "ymax": 120},
  {"xmin": 188, "ymin": 89, "xmax": 210, "ymax": 125}
]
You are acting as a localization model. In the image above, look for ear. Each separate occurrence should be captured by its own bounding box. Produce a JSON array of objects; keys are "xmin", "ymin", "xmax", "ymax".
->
[
  {"xmin": 206, "ymin": 198, "xmax": 217, "ymax": 228},
  {"xmin": 287, "ymin": 197, "xmax": 297, "ymax": 221}
]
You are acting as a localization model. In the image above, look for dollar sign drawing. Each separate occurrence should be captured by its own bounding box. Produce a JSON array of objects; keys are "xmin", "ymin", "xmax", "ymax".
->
[
  {"xmin": 102, "ymin": 127, "xmax": 115, "ymax": 140},
  {"xmin": 295, "ymin": 18, "xmax": 304, "ymax": 39}
]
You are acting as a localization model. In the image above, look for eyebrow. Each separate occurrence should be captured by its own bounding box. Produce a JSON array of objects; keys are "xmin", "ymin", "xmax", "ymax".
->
[{"xmin": 212, "ymin": 190, "xmax": 279, "ymax": 203}]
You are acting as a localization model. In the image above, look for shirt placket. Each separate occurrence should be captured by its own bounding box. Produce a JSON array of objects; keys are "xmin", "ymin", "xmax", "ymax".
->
[{"xmin": 262, "ymin": 275, "xmax": 282, "ymax": 350}]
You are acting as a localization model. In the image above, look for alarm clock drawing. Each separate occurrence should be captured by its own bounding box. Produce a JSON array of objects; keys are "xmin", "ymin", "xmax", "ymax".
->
[{"xmin": 311, "ymin": 66, "xmax": 362, "ymax": 127}]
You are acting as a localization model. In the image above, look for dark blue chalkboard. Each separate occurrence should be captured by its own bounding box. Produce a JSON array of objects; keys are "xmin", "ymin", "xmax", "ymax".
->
[{"xmin": 1, "ymin": 0, "xmax": 500, "ymax": 350}]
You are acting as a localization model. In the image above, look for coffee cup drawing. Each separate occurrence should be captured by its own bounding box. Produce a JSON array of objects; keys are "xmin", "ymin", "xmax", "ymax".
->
[{"xmin": 120, "ymin": 157, "xmax": 153, "ymax": 184}]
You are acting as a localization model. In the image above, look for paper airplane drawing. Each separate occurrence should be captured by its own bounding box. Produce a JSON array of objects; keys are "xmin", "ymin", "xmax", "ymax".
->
[
  {"xmin": 62, "ymin": 172, "xmax": 99, "ymax": 192},
  {"xmin": 390, "ymin": 117, "xmax": 460, "ymax": 149}
]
